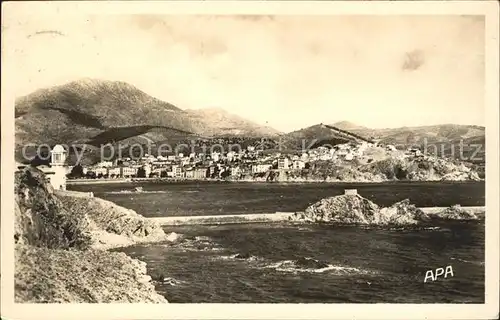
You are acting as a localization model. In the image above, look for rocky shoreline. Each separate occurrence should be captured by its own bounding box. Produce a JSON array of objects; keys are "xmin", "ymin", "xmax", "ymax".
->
[{"xmin": 14, "ymin": 166, "xmax": 169, "ymax": 303}]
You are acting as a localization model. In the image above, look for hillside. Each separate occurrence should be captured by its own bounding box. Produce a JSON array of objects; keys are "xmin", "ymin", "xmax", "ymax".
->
[
  {"xmin": 15, "ymin": 79, "xmax": 281, "ymax": 162},
  {"xmin": 14, "ymin": 166, "xmax": 169, "ymax": 302},
  {"xmin": 289, "ymin": 122, "xmax": 486, "ymax": 164},
  {"xmin": 279, "ymin": 124, "xmax": 352, "ymax": 150},
  {"xmin": 332, "ymin": 121, "xmax": 485, "ymax": 148},
  {"xmin": 185, "ymin": 108, "xmax": 281, "ymax": 138}
]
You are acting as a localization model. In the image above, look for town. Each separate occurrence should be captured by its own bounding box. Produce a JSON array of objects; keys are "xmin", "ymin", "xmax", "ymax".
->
[{"xmin": 67, "ymin": 140, "xmax": 429, "ymax": 182}]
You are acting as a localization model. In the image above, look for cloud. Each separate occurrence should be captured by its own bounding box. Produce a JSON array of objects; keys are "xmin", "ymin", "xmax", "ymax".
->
[{"xmin": 6, "ymin": 14, "xmax": 485, "ymax": 131}]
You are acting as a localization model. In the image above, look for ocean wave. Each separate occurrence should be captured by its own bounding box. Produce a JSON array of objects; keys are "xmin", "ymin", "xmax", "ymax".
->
[
  {"xmin": 154, "ymin": 276, "xmax": 186, "ymax": 286},
  {"xmin": 262, "ymin": 259, "xmax": 368, "ymax": 275},
  {"xmin": 170, "ymin": 236, "xmax": 224, "ymax": 252},
  {"xmin": 105, "ymin": 190, "xmax": 169, "ymax": 194},
  {"xmin": 450, "ymin": 257, "xmax": 485, "ymax": 265},
  {"xmin": 217, "ymin": 253, "xmax": 262, "ymax": 262},
  {"xmin": 219, "ymin": 254, "xmax": 371, "ymax": 275}
]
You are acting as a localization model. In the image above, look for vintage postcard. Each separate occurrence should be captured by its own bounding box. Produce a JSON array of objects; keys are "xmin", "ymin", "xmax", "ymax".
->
[{"xmin": 1, "ymin": 1, "xmax": 499, "ymax": 319}]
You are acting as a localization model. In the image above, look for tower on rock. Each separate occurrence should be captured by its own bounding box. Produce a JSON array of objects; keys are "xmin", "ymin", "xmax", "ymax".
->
[{"xmin": 49, "ymin": 144, "xmax": 67, "ymax": 191}]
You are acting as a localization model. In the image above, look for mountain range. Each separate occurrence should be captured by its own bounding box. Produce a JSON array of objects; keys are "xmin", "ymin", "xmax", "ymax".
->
[{"xmin": 15, "ymin": 78, "xmax": 485, "ymax": 164}]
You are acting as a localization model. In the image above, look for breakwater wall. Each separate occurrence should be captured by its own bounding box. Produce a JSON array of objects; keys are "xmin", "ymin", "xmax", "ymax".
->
[
  {"xmin": 55, "ymin": 190, "xmax": 94, "ymax": 198},
  {"xmin": 149, "ymin": 206, "xmax": 485, "ymax": 226}
]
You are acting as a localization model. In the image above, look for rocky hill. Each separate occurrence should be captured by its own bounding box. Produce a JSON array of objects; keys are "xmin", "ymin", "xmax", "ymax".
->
[
  {"xmin": 331, "ymin": 121, "xmax": 485, "ymax": 163},
  {"xmin": 278, "ymin": 124, "xmax": 352, "ymax": 150},
  {"xmin": 15, "ymin": 79, "xmax": 281, "ymax": 162},
  {"xmin": 280, "ymin": 122, "xmax": 485, "ymax": 167},
  {"xmin": 14, "ymin": 166, "xmax": 169, "ymax": 303},
  {"xmin": 185, "ymin": 108, "xmax": 281, "ymax": 138},
  {"xmin": 283, "ymin": 142, "xmax": 482, "ymax": 182}
]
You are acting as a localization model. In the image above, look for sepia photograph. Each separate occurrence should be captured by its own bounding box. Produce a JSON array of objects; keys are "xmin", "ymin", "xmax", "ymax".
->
[{"xmin": 1, "ymin": 1, "xmax": 499, "ymax": 319}]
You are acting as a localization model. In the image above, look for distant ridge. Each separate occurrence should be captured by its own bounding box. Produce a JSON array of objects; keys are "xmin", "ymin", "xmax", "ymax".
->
[
  {"xmin": 15, "ymin": 79, "xmax": 282, "ymax": 161},
  {"xmin": 185, "ymin": 108, "xmax": 281, "ymax": 138}
]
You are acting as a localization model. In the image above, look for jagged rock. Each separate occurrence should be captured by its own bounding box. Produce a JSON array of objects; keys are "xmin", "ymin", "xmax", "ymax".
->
[
  {"xmin": 234, "ymin": 252, "xmax": 252, "ymax": 259},
  {"xmin": 295, "ymin": 194, "xmax": 432, "ymax": 226},
  {"xmin": 376, "ymin": 199, "xmax": 429, "ymax": 225},
  {"xmin": 434, "ymin": 205, "xmax": 479, "ymax": 220},
  {"xmin": 294, "ymin": 257, "xmax": 329, "ymax": 269},
  {"xmin": 303, "ymin": 194, "xmax": 380, "ymax": 224}
]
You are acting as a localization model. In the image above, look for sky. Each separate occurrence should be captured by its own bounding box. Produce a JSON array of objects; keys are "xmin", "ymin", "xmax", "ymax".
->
[{"xmin": 4, "ymin": 13, "xmax": 485, "ymax": 132}]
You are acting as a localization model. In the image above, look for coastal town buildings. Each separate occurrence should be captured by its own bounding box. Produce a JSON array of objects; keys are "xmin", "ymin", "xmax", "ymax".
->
[{"xmin": 71, "ymin": 138, "xmax": 465, "ymax": 182}]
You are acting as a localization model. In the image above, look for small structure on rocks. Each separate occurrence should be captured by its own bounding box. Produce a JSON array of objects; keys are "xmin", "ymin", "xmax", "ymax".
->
[{"xmin": 344, "ymin": 189, "xmax": 358, "ymax": 196}]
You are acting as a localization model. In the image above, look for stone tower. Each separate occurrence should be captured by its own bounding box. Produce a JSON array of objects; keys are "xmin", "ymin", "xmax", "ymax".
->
[{"xmin": 50, "ymin": 144, "xmax": 67, "ymax": 191}]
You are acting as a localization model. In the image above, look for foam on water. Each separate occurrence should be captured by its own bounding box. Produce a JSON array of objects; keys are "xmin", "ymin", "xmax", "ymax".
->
[
  {"xmin": 450, "ymin": 257, "xmax": 485, "ymax": 265},
  {"xmin": 105, "ymin": 190, "xmax": 169, "ymax": 194},
  {"xmin": 262, "ymin": 260, "xmax": 369, "ymax": 275}
]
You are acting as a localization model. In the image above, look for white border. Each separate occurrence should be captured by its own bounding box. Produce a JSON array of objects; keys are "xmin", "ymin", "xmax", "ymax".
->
[{"xmin": 1, "ymin": 1, "xmax": 499, "ymax": 320}]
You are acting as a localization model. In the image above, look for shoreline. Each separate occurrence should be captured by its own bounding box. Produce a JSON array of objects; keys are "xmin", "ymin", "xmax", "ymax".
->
[{"xmin": 67, "ymin": 178, "xmax": 485, "ymax": 186}]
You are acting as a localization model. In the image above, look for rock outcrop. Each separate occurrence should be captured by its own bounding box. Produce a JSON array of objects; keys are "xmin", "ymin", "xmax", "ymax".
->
[
  {"xmin": 14, "ymin": 166, "xmax": 168, "ymax": 303},
  {"xmin": 291, "ymin": 194, "xmax": 430, "ymax": 226},
  {"xmin": 291, "ymin": 193, "xmax": 482, "ymax": 226},
  {"xmin": 15, "ymin": 245, "xmax": 166, "ymax": 303},
  {"xmin": 301, "ymin": 194, "xmax": 380, "ymax": 224},
  {"xmin": 59, "ymin": 196, "xmax": 167, "ymax": 250},
  {"xmin": 433, "ymin": 205, "xmax": 479, "ymax": 220}
]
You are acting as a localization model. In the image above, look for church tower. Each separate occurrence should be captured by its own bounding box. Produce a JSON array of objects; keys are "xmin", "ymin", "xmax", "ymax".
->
[{"xmin": 50, "ymin": 144, "xmax": 67, "ymax": 191}]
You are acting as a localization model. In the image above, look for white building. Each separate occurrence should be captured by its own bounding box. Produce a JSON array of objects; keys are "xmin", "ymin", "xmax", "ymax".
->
[
  {"xmin": 171, "ymin": 165, "xmax": 183, "ymax": 178},
  {"xmin": 107, "ymin": 167, "xmax": 121, "ymax": 176},
  {"xmin": 227, "ymin": 151, "xmax": 236, "ymax": 162},
  {"xmin": 292, "ymin": 160, "xmax": 306, "ymax": 170},
  {"xmin": 42, "ymin": 145, "xmax": 67, "ymax": 191},
  {"xmin": 277, "ymin": 157, "xmax": 290, "ymax": 170},
  {"xmin": 120, "ymin": 166, "xmax": 137, "ymax": 177},
  {"xmin": 231, "ymin": 167, "xmax": 241, "ymax": 177},
  {"xmin": 252, "ymin": 164, "xmax": 272, "ymax": 174},
  {"xmin": 212, "ymin": 152, "xmax": 221, "ymax": 162},
  {"xmin": 93, "ymin": 167, "xmax": 108, "ymax": 176},
  {"xmin": 96, "ymin": 161, "xmax": 113, "ymax": 168}
]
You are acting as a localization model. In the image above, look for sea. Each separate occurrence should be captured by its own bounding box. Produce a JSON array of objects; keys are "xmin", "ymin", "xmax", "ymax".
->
[{"xmin": 70, "ymin": 181, "xmax": 485, "ymax": 303}]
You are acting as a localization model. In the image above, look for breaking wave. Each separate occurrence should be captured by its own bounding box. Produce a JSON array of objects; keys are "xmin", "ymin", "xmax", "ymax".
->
[
  {"xmin": 168, "ymin": 235, "xmax": 224, "ymax": 252},
  {"xmin": 450, "ymin": 257, "xmax": 485, "ymax": 266},
  {"xmin": 217, "ymin": 254, "xmax": 372, "ymax": 275},
  {"xmin": 153, "ymin": 276, "xmax": 187, "ymax": 287},
  {"xmin": 261, "ymin": 258, "xmax": 370, "ymax": 275},
  {"xmin": 105, "ymin": 190, "xmax": 169, "ymax": 194}
]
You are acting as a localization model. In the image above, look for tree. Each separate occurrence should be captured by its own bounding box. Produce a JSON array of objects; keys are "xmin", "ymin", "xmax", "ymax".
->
[
  {"xmin": 85, "ymin": 171, "xmax": 96, "ymax": 179},
  {"xmin": 137, "ymin": 167, "xmax": 146, "ymax": 178},
  {"xmin": 69, "ymin": 164, "xmax": 84, "ymax": 178}
]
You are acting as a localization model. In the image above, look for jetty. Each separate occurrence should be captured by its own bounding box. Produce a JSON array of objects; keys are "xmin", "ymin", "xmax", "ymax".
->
[{"xmin": 149, "ymin": 206, "xmax": 485, "ymax": 226}]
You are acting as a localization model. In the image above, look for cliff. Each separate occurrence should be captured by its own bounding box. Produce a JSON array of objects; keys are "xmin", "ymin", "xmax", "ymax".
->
[{"xmin": 14, "ymin": 166, "xmax": 168, "ymax": 303}]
